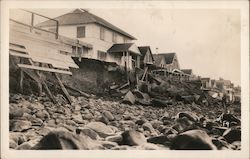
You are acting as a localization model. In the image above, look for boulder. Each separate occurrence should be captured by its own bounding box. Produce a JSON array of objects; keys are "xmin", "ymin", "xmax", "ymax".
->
[
  {"xmin": 32, "ymin": 131, "xmax": 101, "ymax": 150},
  {"xmin": 223, "ymin": 126, "xmax": 241, "ymax": 144},
  {"xmin": 123, "ymin": 91, "xmax": 136, "ymax": 105},
  {"xmin": 142, "ymin": 122, "xmax": 155, "ymax": 133},
  {"xmin": 10, "ymin": 120, "xmax": 32, "ymax": 132},
  {"xmin": 86, "ymin": 122, "xmax": 115, "ymax": 138},
  {"xmin": 9, "ymin": 139, "xmax": 18, "ymax": 149},
  {"xmin": 177, "ymin": 111, "xmax": 199, "ymax": 122},
  {"xmin": 147, "ymin": 135, "xmax": 170, "ymax": 146},
  {"xmin": 170, "ymin": 129, "xmax": 217, "ymax": 150},
  {"xmin": 136, "ymin": 143, "xmax": 167, "ymax": 150},
  {"xmin": 119, "ymin": 130, "xmax": 147, "ymax": 146},
  {"xmin": 105, "ymin": 134, "xmax": 123, "ymax": 143},
  {"xmin": 71, "ymin": 114, "xmax": 84, "ymax": 124},
  {"xmin": 102, "ymin": 110, "xmax": 114, "ymax": 121},
  {"xmin": 9, "ymin": 132, "xmax": 27, "ymax": 145},
  {"xmin": 76, "ymin": 127, "xmax": 100, "ymax": 140}
]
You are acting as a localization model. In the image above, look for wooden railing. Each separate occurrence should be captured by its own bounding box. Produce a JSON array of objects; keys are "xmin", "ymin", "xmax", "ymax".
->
[{"xmin": 10, "ymin": 9, "xmax": 59, "ymax": 39}]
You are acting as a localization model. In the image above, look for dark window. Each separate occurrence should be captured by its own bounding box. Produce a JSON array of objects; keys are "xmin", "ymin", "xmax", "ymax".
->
[
  {"xmin": 97, "ymin": 51, "xmax": 107, "ymax": 60},
  {"xmin": 77, "ymin": 26, "xmax": 85, "ymax": 38},
  {"xmin": 100, "ymin": 27, "xmax": 105, "ymax": 40},
  {"xmin": 112, "ymin": 33, "xmax": 117, "ymax": 43}
]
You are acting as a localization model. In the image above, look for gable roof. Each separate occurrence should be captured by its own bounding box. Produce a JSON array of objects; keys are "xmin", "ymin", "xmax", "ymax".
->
[
  {"xmin": 181, "ymin": 69, "xmax": 192, "ymax": 75},
  {"xmin": 153, "ymin": 53, "xmax": 176, "ymax": 66},
  {"xmin": 107, "ymin": 43, "xmax": 141, "ymax": 55},
  {"xmin": 138, "ymin": 46, "xmax": 154, "ymax": 61},
  {"xmin": 37, "ymin": 9, "xmax": 136, "ymax": 40}
]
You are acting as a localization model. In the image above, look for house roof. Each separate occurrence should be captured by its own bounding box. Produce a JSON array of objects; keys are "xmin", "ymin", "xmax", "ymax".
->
[
  {"xmin": 181, "ymin": 69, "xmax": 192, "ymax": 75},
  {"xmin": 153, "ymin": 53, "xmax": 176, "ymax": 65},
  {"xmin": 201, "ymin": 78, "xmax": 211, "ymax": 82},
  {"xmin": 107, "ymin": 43, "xmax": 141, "ymax": 55},
  {"xmin": 138, "ymin": 46, "xmax": 154, "ymax": 61},
  {"xmin": 37, "ymin": 9, "xmax": 136, "ymax": 40}
]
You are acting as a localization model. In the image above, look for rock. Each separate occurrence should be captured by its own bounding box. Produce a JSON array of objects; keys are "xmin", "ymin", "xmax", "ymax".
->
[
  {"xmin": 9, "ymin": 139, "xmax": 18, "ymax": 149},
  {"xmin": 16, "ymin": 142, "xmax": 33, "ymax": 150},
  {"xmin": 119, "ymin": 120, "xmax": 136, "ymax": 130},
  {"xmin": 177, "ymin": 111, "xmax": 199, "ymax": 122},
  {"xmin": 9, "ymin": 107, "xmax": 31, "ymax": 119},
  {"xmin": 105, "ymin": 134, "xmax": 123, "ymax": 143},
  {"xmin": 150, "ymin": 120, "xmax": 163, "ymax": 130},
  {"xmin": 102, "ymin": 110, "xmax": 114, "ymax": 121},
  {"xmin": 37, "ymin": 127, "xmax": 53, "ymax": 136},
  {"xmin": 28, "ymin": 102, "xmax": 44, "ymax": 110},
  {"xmin": 170, "ymin": 129, "xmax": 217, "ymax": 150},
  {"xmin": 98, "ymin": 141, "xmax": 118, "ymax": 149},
  {"xmin": 123, "ymin": 91, "xmax": 136, "ymax": 105},
  {"xmin": 147, "ymin": 135, "xmax": 170, "ymax": 146},
  {"xmin": 111, "ymin": 145, "xmax": 136, "ymax": 150},
  {"xmin": 151, "ymin": 98, "xmax": 169, "ymax": 107},
  {"xmin": 30, "ymin": 117, "xmax": 43, "ymax": 126},
  {"xmin": 135, "ymin": 118, "xmax": 147, "ymax": 125},
  {"xmin": 82, "ymin": 113, "xmax": 94, "ymax": 120},
  {"xmin": 223, "ymin": 126, "xmax": 241, "ymax": 144},
  {"xmin": 219, "ymin": 113, "xmax": 241, "ymax": 124},
  {"xmin": 86, "ymin": 122, "xmax": 115, "ymax": 138},
  {"xmin": 32, "ymin": 131, "xmax": 100, "ymax": 149},
  {"xmin": 142, "ymin": 122, "xmax": 155, "ymax": 133},
  {"xmin": 76, "ymin": 127, "xmax": 100, "ymax": 140},
  {"xmin": 136, "ymin": 143, "xmax": 166, "ymax": 150},
  {"xmin": 97, "ymin": 116, "xmax": 109, "ymax": 125},
  {"xmin": 35, "ymin": 110, "xmax": 50, "ymax": 121},
  {"xmin": 9, "ymin": 132, "xmax": 27, "ymax": 145},
  {"xmin": 71, "ymin": 114, "xmax": 84, "ymax": 124},
  {"xmin": 119, "ymin": 130, "xmax": 147, "ymax": 146},
  {"xmin": 65, "ymin": 120, "xmax": 78, "ymax": 127},
  {"xmin": 10, "ymin": 120, "xmax": 32, "ymax": 132}
]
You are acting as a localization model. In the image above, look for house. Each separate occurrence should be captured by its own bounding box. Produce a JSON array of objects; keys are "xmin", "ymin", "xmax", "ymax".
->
[
  {"xmin": 181, "ymin": 69, "xmax": 193, "ymax": 76},
  {"xmin": 153, "ymin": 53, "xmax": 180, "ymax": 72},
  {"xmin": 37, "ymin": 9, "xmax": 136, "ymax": 64},
  {"xmin": 107, "ymin": 43, "xmax": 141, "ymax": 70},
  {"xmin": 181, "ymin": 69, "xmax": 197, "ymax": 80},
  {"xmin": 138, "ymin": 46, "xmax": 154, "ymax": 68},
  {"xmin": 201, "ymin": 78, "xmax": 212, "ymax": 89}
]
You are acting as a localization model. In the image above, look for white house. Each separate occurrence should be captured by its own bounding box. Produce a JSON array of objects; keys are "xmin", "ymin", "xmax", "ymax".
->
[{"xmin": 37, "ymin": 9, "xmax": 138, "ymax": 68}]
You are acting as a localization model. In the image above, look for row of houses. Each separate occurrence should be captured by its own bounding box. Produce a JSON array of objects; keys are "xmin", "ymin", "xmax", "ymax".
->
[
  {"xmin": 201, "ymin": 77, "xmax": 241, "ymax": 102},
  {"xmin": 37, "ymin": 8, "xmax": 195, "ymax": 79},
  {"xmin": 37, "ymin": 9, "xmax": 240, "ymax": 102}
]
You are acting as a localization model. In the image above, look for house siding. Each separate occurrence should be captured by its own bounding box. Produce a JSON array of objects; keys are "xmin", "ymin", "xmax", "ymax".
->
[{"xmin": 46, "ymin": 23, "xmax": 133, "ymax": 64}]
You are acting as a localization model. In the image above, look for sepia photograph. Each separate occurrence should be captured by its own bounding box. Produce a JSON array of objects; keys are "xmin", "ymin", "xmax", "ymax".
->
[{"xmin": 1, "ymin": 0, "xmax": 249, "ymax": 159}]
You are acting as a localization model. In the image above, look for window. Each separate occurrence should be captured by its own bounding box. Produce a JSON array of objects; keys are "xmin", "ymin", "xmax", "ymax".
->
[
  {"xmin": 123, "ymin": 37, "xmax": 127, "ymax": 43},
  {"xmin": 77, "ymin": 26, "xmax": 85, "ymax": 38},
  {"xmin": 100, "ymin": 27, "xmax": 105, "ymax": 40},
  {"xmin": 112, "ymin": 33, "xmax": 117, "ymax": 43},
  {"xmin": 97, "ymin": 51, "xmax": 107, "ymax": 60}
]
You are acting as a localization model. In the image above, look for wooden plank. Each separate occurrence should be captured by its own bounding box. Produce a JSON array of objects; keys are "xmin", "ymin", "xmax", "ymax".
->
[
  {"xmin": 64, "ymin": 84, "xmax": 90, "ymax": 98},
  {"xmin": 53, "ymin": 73, "xmax": 72, "ymax": 104},
  {"xmin": 9, "ymin": 51, "xmax": 30, "ymax": 58},
  {"xmin": 9, "ymin": 46, "xmax": 27, "ymax": 53},
  {"xmin": 17, "ymin": 64, "xmax": 72, "ymax": 75}
]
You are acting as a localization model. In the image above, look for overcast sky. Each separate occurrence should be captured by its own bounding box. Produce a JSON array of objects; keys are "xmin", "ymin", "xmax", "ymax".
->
[{"xmin": 24, "ymin": 8, "xmax": 241, "ymax": 86}]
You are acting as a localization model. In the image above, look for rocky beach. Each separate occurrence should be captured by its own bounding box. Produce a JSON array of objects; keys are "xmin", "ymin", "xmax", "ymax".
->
[{"xmin": 9, "ymin": 92, "xmax": 241, "ymax": 150}]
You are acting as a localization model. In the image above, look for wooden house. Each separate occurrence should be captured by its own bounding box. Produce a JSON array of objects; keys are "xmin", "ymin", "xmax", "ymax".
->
[
  {"xmin": 201, "ymin": 78, "xmax": 212, "ymax": 89},
  {"xmin": 107, "ymin": 43, "xmax": 141, "ymax": 71},
  {"xmin": 138, "ymin": 46, "xmax": 154, "ymax": 68},
  {"xmin": 153, "ymin": 53, "xmax": 180, "ymax": 72},
  {"xmin": 37, "ymin": 9, "xmax": 136, "ymax": 64}
]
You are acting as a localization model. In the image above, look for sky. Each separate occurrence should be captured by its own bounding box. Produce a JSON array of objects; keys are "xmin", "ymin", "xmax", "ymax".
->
[{"xmin": 11, "ymin": 8, "xmax": 241, "ymax": 86}]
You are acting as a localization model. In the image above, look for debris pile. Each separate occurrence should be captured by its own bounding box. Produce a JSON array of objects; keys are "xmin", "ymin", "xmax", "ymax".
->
[{"xmin": 9, "ymin": 92, "xmax": 241, "ymax": 150}]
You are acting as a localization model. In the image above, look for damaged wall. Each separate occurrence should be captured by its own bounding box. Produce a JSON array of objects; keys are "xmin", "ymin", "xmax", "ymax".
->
[{"xmin": 62, "ymin": 58, "xmax": 126, "ymax": 94}]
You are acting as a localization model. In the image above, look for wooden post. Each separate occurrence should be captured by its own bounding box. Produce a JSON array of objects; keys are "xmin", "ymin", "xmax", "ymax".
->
[
  {"xmin": 19, "ymin": 69, "xmax": 24, "ymax": 93},
  {"xmin": 53, "ymin": 73, "xmax": 72, "ymax": 104}
]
